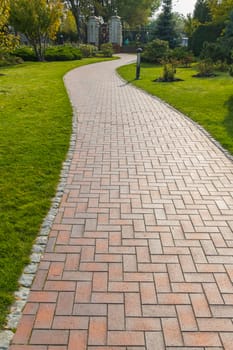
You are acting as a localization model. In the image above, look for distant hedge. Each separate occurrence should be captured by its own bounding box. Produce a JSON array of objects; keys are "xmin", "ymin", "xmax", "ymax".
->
[
  {"xmin": 13, "ymin": 45, "xmax": 82, "ymax": 61},
  {"xmin": 45, "ymin": 46, "xmax": 82, "ymax": 61}
]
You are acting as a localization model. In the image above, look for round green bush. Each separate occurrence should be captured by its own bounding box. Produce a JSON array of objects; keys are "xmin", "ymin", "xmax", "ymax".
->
[{"xmin": 142, "ymin": 39, "xmax": 170, "ymax": 64}]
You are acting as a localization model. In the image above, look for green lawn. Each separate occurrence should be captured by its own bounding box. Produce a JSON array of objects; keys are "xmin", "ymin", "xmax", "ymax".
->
[
  {"xmin": 0, "ymin": 57, "xmax": 113, "ymax": 328},
  {"xmin": 118, "ymin": 63, "xmax": 233, "ymax": 155}
]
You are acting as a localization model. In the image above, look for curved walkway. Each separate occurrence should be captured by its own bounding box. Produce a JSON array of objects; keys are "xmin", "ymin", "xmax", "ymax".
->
[{"xmin": 10, "ymin": 55, "xmax": 233, "ymax": 349}]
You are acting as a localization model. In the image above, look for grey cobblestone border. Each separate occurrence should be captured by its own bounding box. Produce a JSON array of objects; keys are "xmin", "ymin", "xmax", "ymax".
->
[{"xmin": 0, "ymin": 77, "xmax": 78, "ymax": 350}]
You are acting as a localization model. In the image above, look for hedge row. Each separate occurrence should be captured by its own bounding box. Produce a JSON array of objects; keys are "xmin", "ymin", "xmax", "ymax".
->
[
  {"xmin": 12, "ymin": 45, "xmax": 83, "ymax": 61},
  {"xmin": 12, "ymin": 43, "xmax": 114, "ymax": 62}
]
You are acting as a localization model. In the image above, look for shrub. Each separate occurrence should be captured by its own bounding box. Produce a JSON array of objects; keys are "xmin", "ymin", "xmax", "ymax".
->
[
  {"xmin": 142, "ymin": 39, "xmax": 170, "ymax": 64},
  {"xmin": 100, "ymin": 43, "xmax": 113, "ymax": 57},
  {"xmin": 12, "ymin": 46, "xmax": 36, "ymax": 61},
  {"xmin": 171, "ymin": 47, "xmax": 194, "ymax": 67},
  {"xmin": 12, "ymin": 45, "xmax": 82, "ymax": 62},
  {"xmin": 45, "ymin": 45, "xmax": 82, "ymax": 61},
  {"xmin": 200, "ymin": 42, "xmax": 226, "ymax": 63},
  {"xmin": 214, "ymin": 60, "xmax": 229, "ymax": 72},
  {"xmin": 79, "ymin": 44, "xmax": 98, "ymax": 58},
  {"xmin": 162, "ymin": 63, "xmax": 176, "ymax": 81},
  {"xmin": 195, "ymin": 59, "xmax": 215, "ymax": 77},
  {"xmin": 0, "ymin": 53, "xmax": 23, "ymax": 66},
  {"xmin": 229, "ymin": 65, "xmax": 233, "ymax": 77}
]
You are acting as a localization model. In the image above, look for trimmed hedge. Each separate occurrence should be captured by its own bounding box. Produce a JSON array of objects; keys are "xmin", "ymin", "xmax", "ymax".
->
[
  {"xmin": 45, "ymin": 45, "xmax": 82, "ymax": 61},
  {"xmin": 12, "ymin": 46, "xmax": 36, "ymax": 61},
  {"xmin": 12, "ymin": 45, "xmax": 82, "ymax": 62}
]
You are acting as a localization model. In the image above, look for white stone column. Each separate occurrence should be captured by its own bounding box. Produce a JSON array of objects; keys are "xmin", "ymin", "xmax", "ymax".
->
[
  {"xmin": 87, "ymin": 16, "xmax": 100, "ymax": 46},
  {"xmin": 109, "ymin": 16, "xmax": 122, "ymax": 46}
]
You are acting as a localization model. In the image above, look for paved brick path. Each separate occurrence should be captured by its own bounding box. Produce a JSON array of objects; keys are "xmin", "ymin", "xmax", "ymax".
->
[{"xmin": 10, "ymin": 55, "xmax": 233, "ymax": 349}]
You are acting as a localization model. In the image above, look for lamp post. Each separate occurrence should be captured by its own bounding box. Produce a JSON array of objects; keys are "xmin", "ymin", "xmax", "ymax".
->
[{"xmin": 136, "ymin": 47, "xmax": 143, "ymax": 80}]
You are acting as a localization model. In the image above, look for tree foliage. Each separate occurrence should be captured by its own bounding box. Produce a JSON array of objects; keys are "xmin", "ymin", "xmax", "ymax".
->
[
  {"xmin": 155, "ymin": 0, "xmax": 177, "ymax": 48},
  {"xmin": 186, "ymin": 0, "xmax": 233, "ymax": 58},
  {"xmin": 191, "ymin": 21, "xmax": 224, "ymax": 56},
  {"xmin": 10, "ymin": 0, "xmax": 63, "ymax": 61},
  {"xmin": 193, "ymin": 0, "xmax": 211, "ymax": 23},
  {"xmin": 183, "ymin": 14, "xmax": 199, "ymax": 38},
  {"xmin": 208, "ymin": 0, "xmax": 233, "ymax": 23},
  {"xmin": 65, "ymin": 0, "xmax": 161, "ymax": 42},
  {"xmin": 0, "ymin": 0, "xmax": 19, "ymax": 54},
  {"xmin": 115, "ymin": 0, "xmax": 160, "ymax": 26}
]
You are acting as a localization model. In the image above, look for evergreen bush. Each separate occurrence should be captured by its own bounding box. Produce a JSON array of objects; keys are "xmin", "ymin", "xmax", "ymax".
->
[
  {"xmin": 45, "ymin": 45, "xmax": 82, "ymax": 61},
  {"xmin": 12, "ymin": 46, "xmax": 37, "ymax": 61},
  {"xmin": 142, "ymin": 39, "xmax": 170, "ymax": 63},
  {"xmin": 13, "ymin": 45, "xmax": 82, "ymax": 61}
]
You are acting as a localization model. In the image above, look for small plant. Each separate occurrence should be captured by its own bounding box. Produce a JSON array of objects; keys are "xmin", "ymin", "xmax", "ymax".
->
[
  {"xmin": 162, "ymin": 63, "xmax": 176, "ymax": 82},
  {"xmin": 154, "ymin": 59, "xmax": 182, "ymax": 82},
  {"xmin": 100, "ymin": 43, "xmax": 113, "ymax": 57},
  {"xmin": 172, "ymin": 47, "xmax": 194, "ymax": 68},
  {"xmin": 194, "ymin": 59, "xmax": 215, "ymax": 77},
  {"xmin": 79, "ymin": 44, "xmax": 98, "ymax": 58}
]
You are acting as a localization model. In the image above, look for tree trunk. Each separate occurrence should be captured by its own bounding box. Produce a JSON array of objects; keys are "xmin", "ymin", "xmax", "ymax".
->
[{"xmin": 68, "ymin": 0, "xmax": 83, "ymax": 42}]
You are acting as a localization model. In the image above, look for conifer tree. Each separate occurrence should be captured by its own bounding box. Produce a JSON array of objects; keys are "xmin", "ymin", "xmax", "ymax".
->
[
  {"xmin": 193, "ymin": 0, "xmax": 211, "ymax": 23},
  {"xmin": 155, "ymin": 0, "xmax": 177, "ymax": 48}
]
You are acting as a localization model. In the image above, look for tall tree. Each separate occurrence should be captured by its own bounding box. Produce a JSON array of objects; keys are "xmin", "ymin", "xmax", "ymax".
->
[
  {"xmin": 117, "ymin": 0, "xmax": 160, "ymax": 27},
  {"xmin": 183, "ymin": 13, "xmax": 199, "ymax": 48},
  {"xmin": 60, "ymin": 9, "xmax": 77, "ymax": 41},
  {"xmin": 64, "ymin": 0, "xmax": 92, "ymax": 43},
  {"xmin": 10, "ymin": 0, "xmax": 63, "ymax": 61},
  {"xmin": 208, "ymin": 0, "xmax": 233, "ymax": 23},
  {"xmin": 155, "ymin": 0, "xmax": 177, "ymax": 48},
  {"xmin": 193, "ymin": 0, "xmax": 211, "ymax": 23},
  {"xmin": 65, "ymin": 0, "xmax": 161, "ymax": 42},
  {"xmin": 0, "ymin": 0, "xmax": 18, "ymax": 55}
]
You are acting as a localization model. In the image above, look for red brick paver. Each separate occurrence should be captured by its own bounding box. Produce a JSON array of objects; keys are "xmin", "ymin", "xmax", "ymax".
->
[{"xmin": 10, "ymin": 55, "xmax": 233, "ymax": 349}]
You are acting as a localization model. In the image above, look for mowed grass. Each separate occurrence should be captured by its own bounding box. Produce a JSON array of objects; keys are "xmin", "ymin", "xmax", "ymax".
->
[
  {"xmin": 0, "ymin": 57, "xmax": 114, "ymax": 328},
  {"xmin": 118, "ymin": 63, "xmax": 233, "ymax": 155}
]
